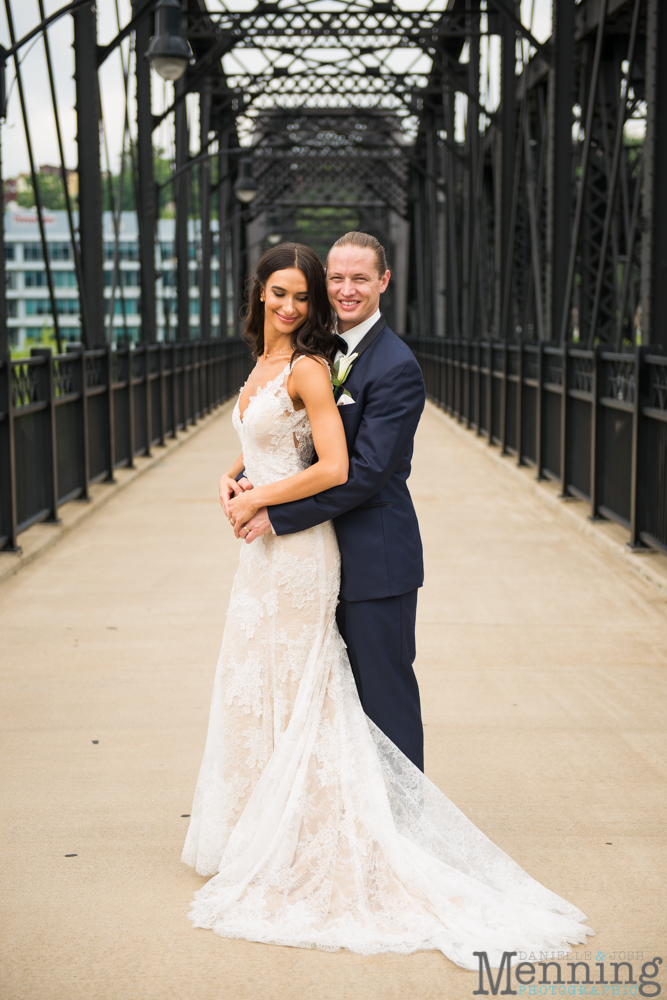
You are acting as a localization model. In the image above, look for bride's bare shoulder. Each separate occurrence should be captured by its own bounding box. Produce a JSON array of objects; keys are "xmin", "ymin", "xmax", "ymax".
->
[
  {"xmin": 290, "ymin": 354, "xmax": 332, "ymax": 380},
  {"xmin": 288, "ymin": 354, "xmax": 334, "ymax": 404}
]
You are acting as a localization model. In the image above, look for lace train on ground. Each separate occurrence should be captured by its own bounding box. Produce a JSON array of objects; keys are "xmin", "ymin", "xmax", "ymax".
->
[{"xmin": 182, "ymin": 361, "xmax": 593, "ymax": 969}]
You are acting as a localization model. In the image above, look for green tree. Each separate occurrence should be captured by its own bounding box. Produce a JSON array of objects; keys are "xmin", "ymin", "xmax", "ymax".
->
[{"xmin": 16, "ymin": 172, "xmax": 67, "ymax": 210}]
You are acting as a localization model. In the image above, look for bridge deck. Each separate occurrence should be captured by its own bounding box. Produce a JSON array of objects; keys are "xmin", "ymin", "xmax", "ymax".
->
[{"xmin": 1, "ymin": 401, "xmax": 665, "ymax": 1000}]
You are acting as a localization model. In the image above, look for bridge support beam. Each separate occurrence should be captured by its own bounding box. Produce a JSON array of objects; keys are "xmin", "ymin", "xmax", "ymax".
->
[
  {"xmin": 134, "ymin": 0, "xmax": 157, "ymax": 344},
  {"xmin": 175, "ymin": 78, "xmax": 190, "ymax": 343},
  {"xmin": 641, "ymin": 0, "xmax": 667, "ymax": 349},
  {"xmin": 546, "ymin": 0, "xmax": 574, "ymax": 345},
  {"xmin": 73, "ymin": 4, "xmax": 105, "ymax": 345}
]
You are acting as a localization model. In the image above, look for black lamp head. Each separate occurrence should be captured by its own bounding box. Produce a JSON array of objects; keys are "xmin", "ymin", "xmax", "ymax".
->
[
  {"xmin": 146, "ymin": 0, "xmax": 193, "ymax": 82},
  {"xmin": 234, "ymin": 157, "xmax": 258, "ymax": 204}
]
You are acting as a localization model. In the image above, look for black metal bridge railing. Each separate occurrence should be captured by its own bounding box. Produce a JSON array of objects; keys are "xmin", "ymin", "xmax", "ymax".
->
[
  {"xmin": 0, "ymin": 339, "xmax": 253, "ymax": 551},
  {"xmin": 406, "ymin": 337, "xmax": 667, "ymax": 556}
]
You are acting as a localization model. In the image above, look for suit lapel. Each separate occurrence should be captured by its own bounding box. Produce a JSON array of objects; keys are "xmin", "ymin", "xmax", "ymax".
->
[{"xmin": 334, "ymin": 315, "xmax": 387, "ymax": 401}]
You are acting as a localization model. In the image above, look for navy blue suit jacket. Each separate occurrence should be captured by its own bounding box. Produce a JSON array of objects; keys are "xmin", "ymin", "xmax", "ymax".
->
[{"xmin": 269, "ymin": 317, "xmax": 426, "ymax": 602}]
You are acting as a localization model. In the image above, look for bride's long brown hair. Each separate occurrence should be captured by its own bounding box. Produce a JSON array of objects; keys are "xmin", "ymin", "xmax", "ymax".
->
[{"xmin": 242, "ymin": 243, "xmax": 336, "ymax": 364}]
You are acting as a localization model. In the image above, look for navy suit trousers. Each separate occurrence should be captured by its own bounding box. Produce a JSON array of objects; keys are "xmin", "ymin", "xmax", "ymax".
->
[{"xmin": 336, "ymin": 590, "xmax": 424, "ymax": 772}]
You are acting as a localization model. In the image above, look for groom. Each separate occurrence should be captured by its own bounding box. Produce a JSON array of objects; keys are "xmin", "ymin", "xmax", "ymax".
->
[{"xmin": 237, "ymin": 232, "xmax": 426, "ymax": 771}]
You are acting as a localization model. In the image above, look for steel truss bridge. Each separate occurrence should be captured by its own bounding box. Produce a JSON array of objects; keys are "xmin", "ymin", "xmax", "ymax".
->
[{"xmin": 0, "ymin": 0, "xmax": 666, "ymax": 559}]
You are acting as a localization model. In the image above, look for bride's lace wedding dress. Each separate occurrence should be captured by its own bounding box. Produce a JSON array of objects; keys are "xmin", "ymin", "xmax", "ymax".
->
[{"xmin": 182, "ymin": 359, "xmax": 593, "ymax": 969}]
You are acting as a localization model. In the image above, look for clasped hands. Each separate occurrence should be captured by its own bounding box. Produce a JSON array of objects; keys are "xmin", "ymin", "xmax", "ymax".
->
[{"xmin": 219, "ymin": 474, "xmax": 273, "ymax": 544}]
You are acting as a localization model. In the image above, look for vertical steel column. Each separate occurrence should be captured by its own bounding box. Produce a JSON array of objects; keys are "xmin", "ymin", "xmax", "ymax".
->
[
  {"xmin": 0, "ymin": 353, "xmax": 19, "ymax": 550},
  {"xmin": 549, "ymin": 0, "xmax": 575, "ymax": 491},
  {"xmin": 199, "ymin": 83, "xmax": 212, "ymax": 343},
  {"xmin": 499, "ymin": 5, "xmax": 517, "ymax": 340},
  {"xmin": 640, "ymin": 0, "xmax": 667, "ymax": 349},
  {"xmin": 425, "ymin": 129, "xmax": 438, "ymax": 335},
  {"xmin": 134, "ymin": 0, "xmax": 157, "ymax": 344},
  {"xmin": 0, "ymin": 123, "xmax": 6, "ymax": 355},
  {"xmin": 412, "ymin": 169, "xmax": 425, "ymax": 334},
  {"xmin": 466, "ymin": 7, "xmax": 481, "ymax": 342},
  {"xmin": 628, "ymin": 344, "xmax": 645, "ymax": 546},
  {"xmin": 443, "ymin": 82, "xmax": 460, "ymax": 339},
  {"xmin": 174, "ymin": 78, "xmax": 190, "ymax": 342},
  {"xmin": 589, "ymin": 345, "xmax": 603, "ymax": 518},
  {"xmin": 73, "ymin": 4, "xmax": 105, "ymax": 346},
  {"xmin": 218, "ymin": 133, "xmax": 229, "ymax": 339},
  {"xmin": 460, "ymin": 99, "xmax": 471, "ymax": 339},
  {"xmin": 66, "ymin": 344, "xmax": 90, "ymax": 500},
  {"xmin": 105, "ymin": 345, "xmax": 116, "ymax": 481},
  {"xmin": 232, "ymin": 200, "xmax": 241, "ymax": 339},
  {"xmin": 546, "ymin": 0, "xmax": 574, "ymax": 345},
  {"xmin": 31, "ymin": 348, "xmax": 59, "ymax": 521}
]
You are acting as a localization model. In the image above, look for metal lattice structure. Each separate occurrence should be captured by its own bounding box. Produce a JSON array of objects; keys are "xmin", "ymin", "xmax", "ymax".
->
[{"xmin": 0, "ymin": 0, "xmax": 666, "ymax": 554}]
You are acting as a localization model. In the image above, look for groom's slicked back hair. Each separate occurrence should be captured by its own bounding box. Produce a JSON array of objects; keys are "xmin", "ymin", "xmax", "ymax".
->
[{"xmin": 328, "ymin": 232, "xmax": 389, "ymax": 277}]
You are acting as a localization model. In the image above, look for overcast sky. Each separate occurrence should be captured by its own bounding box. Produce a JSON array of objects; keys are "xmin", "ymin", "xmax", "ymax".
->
[{"xmin": 0, "ymin": 0, "xmax": 552, "ymax": 180}]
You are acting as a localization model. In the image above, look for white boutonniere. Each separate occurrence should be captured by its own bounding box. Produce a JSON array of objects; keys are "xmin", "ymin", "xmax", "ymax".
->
[{"xmin": 331, "ymin": 352, "xmax": 358, "ymax": 402}]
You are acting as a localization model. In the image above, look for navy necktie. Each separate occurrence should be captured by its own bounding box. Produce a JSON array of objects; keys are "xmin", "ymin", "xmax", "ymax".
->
[{"xmin": 334, "ymin": 334, "xmax": 348, "ymax": 355}]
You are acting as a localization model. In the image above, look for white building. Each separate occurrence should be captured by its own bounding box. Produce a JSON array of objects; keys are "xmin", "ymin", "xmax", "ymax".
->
[{"xmin": 4, "ymin": 207, "xmax": 225, "ymax": 348}]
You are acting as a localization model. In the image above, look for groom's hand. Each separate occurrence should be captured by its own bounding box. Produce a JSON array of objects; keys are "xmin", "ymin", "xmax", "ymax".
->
[{"xmin": 234, "ymin": 507, "xmax": 273, "ymax": 544}]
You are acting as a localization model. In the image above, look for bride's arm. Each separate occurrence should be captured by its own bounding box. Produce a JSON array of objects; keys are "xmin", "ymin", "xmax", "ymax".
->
[
  {"xmin": 228, "ymin": 357, "xmax": 348, "ymax": 525},
  {"xmin": 219, "ymin": 453, "xmax": 247, "ymax": 517}
]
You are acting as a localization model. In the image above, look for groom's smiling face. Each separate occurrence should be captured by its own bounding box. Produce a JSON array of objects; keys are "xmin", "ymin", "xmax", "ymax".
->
[{"xmin": 326, "ymin": 247, "xmax": 391, "ymax": 333}]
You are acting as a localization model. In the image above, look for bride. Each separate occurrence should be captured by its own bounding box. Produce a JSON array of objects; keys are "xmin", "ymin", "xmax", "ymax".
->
[{"xmin": 181, "ymin": 242, "xmax": 593, "ymax": 969}]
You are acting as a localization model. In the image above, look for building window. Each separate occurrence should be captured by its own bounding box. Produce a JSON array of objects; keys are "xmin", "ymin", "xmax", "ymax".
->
[
  {"xmin": 49, "ymin": 242, "xmax": 72, "ymax": 261},
  {"xmin": 60, "ymin": 328, "xmax": 81, "ymax": 342},
  {"xmin": 57, "ymin": 298, "xmax": 80, "ymax": 315},
  {"xmin": 23, "ymin": 244, "xmax": 43, "ymax": 261},
  {"xmin": 189, "ymin": 298, "xmax": 199, "ymax": 316},
  {"xmin": 26, "ymin": 299, "xmax": 80, "ymax": 316},
  {"xmin": 5, "ymin": 244, "xmax": 16, "ymax": 261},
  {"xmin": 25, "ymin": 298, "xmax": 52, "ymax": 315},
  {"xmin": 23, "ymin": 242, "xmax": 72, "ymax": 261},
  {"xmin": 113, "ymin": 298, "xmax": 139, "ymax": 316},
  {"xmin": 104, "ymin": 242, "xmax": 139, "ymax": 261},
  {"xmin": 6, "ymin": 272, "xmax": 17, "ymax": 290},
  {"xmin": 104, "ymin": 269, "xmax": 141, "ymax": 288},
  {"xmin": 54, "ymin": 271, "xmax": 77, "ymax": 288},
  {"xmin": 23, "ymin": 270, "xmax": 76, "ymax": 288},
  {"xmin": 160, "ymin": 242, "xmax": 174, "ymax": 261},
  {"xmin": 24, "ymin": 270, "xmax": 47, "ymax": 287},
  {"xmin": 7, "ymin": 299, "xmax": 17, "ymax": 318}
]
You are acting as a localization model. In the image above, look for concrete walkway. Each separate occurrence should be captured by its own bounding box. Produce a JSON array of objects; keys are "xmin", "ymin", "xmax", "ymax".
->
[{"xmin": 1, "ymin": 401, "xmax": 665, "ymax": 1000}]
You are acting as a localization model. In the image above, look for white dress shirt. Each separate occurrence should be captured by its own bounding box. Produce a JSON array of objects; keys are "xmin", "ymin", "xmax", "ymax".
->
[{"xmin": 334, "ymin": 308, "xmax": 382, "ymax": 362}]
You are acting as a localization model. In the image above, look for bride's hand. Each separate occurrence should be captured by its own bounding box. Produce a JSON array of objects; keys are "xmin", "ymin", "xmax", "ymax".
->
[
  {"xmin": 219, "ymin": 474, "xmax": 247, "ymax": 517},
  {"xmin": 228, "ymin": 488, "xmax": 260, "ymax": 528}
]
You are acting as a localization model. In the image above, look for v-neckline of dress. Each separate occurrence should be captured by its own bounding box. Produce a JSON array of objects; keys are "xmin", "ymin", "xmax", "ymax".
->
[{"xmin": 238, "ymin": 361, "xmax": 292, "ymax": 425}]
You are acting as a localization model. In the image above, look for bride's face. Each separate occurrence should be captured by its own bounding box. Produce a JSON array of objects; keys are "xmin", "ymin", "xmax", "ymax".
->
[{"xmin": 262, "ymin": 268, "xmax": 309, "ymax": 339}]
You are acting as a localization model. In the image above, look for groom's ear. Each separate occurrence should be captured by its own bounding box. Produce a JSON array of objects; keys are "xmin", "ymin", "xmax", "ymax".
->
[{"xmin": 380, "ymin": 269, "xmax": 391, "ymax": 293}]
